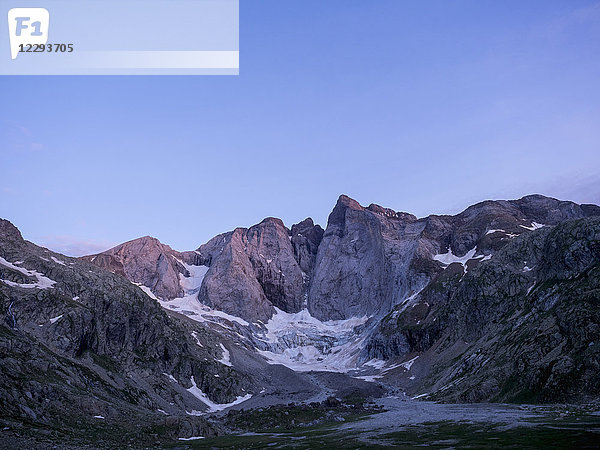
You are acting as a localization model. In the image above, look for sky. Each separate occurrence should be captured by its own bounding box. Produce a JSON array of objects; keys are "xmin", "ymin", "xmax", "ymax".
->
[{"xmin": 1, "ymin": 0, "xmax": 600, "ymax": 255}]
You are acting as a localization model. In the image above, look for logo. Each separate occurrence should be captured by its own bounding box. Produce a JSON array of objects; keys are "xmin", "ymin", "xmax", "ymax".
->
[{"xmin": 8, "ymin": 8, "xmax": 50, "ymax": 59}]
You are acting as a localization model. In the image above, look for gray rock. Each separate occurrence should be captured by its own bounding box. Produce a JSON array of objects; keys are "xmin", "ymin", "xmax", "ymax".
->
[
  {"xmin": 309, "ymin": 194, "xmax": 600, "ymax": 321},
  {"xmin": 374, "ymin": 216, "xmax": 600, "ymax": 403},
  {"xmin": 290, "ymin": 218, "xmax": 324, "ymax": 277},
  {"xmin": 197, "ymin": 217, "xmax": 306, "ymax": 322}
]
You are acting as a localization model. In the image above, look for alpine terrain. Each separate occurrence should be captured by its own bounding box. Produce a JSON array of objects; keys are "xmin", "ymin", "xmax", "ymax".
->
[{"xmin": 2, "ymin": 194, "xmax": 600, "ymax": 447}]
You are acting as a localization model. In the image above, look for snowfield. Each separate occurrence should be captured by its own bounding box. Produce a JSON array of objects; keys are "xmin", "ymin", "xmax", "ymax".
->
[
  {"xmin": 256, "ymin": 307, "xmax": 370, "ymax": 372},
  {"xmin": 0, "ymin": 256, "xmax": 56, "ymax": 289}
]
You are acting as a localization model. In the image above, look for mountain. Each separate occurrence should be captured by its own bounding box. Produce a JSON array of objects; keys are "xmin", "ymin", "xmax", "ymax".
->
[
  {"xmin": 79, "ymin": 235, "xmax": 200, "ymax": 301},
  {"xmin": 196, "ymin": 217, "xmax": 311, "ymax": 322},
  {"xmin": 80, "ymin": 193, "xmax": 600, "ymax": 402},
  {"xmin": 1, "ymin": 193, "xmax": 600, "ymax": 444},
  {"xmin": 309, "ymin": 194, "xmax": 600, "ymax": 321},
  {"xmin": 364, "ymin": 214, "xmax": 600, "ymax": 403},
  {"xmin": 84, "ymin": 217, "xmax": 324, "ymax": 324},
  {"xmin": 0, "ymin": 217, "xmax": 367, "ymax": 444},
  {"xmin": 0, "ymin": 219, "xmax": 259, "ymax": 442}
]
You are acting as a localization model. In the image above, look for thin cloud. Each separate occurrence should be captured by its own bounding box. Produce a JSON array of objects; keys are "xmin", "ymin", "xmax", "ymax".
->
[
  {"xmin": 540, "ymin": 173, "xmax": 600, "ymax": 206},
  {"xmin": 1, "ymin": 120, "xmax": 44, "ymax": 153},
  {"xmin": 38, "ymin": 235, "xmax": 116, "ymax": 257}
]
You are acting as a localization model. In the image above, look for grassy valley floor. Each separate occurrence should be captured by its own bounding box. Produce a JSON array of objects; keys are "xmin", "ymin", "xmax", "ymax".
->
[{"xmin": 181, "ymin": 398, "xmax": 600, "ymax": 449}]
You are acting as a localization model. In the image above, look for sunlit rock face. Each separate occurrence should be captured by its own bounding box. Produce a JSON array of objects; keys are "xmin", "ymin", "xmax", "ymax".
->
[{"xmin": 82, "ymin": 235, "xmax": 200, "ymax": 301}]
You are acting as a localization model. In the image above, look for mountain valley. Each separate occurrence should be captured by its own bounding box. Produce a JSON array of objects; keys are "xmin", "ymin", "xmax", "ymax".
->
[{"xmin": 1, "ymin": 194, "xmax": 600, "ymax": 446}]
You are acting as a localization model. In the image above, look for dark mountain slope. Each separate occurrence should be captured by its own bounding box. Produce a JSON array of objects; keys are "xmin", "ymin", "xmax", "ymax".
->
[
  {"xmin": 0, "ymin": 219, "xmax": 254, "ymax": 440},
  {"xmin": 367, "ymin": 216, "xmax": 600, "ymax": 403}
]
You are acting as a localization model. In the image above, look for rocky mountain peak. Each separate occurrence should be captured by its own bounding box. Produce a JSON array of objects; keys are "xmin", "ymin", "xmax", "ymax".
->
[
  {"xmin": 327, "ymin": 195, "xmax": 364, "ymax": 227},
  {"xmin": 290, "ymin": 218, "xmax": 324, "ymax": 278},
  {"xmin": 72, "ymin": 193, "xmax": 600, "ymax": 326},
  {"xmin": 82, "ymin": 235, "xmax": 189, "ymax": 300},
  {"xmin": 338, "ymin": 194, "xmax": 363, "ymax": 208},
  {"xmin": 115, "ymin": 235, "xmax": 173, "ymax": 253},
  {"xmin": 290, "ymin": 217, "xmax": 316, "ymax": 232},
  {"xmin": 510, "ymin": 193, "xmax": 600, "ymax": 223},
  {"xmin": 258, "ymin": 217, "xmax": 286, "ymax": 228},
  {"xmin": 196, "ymin": 216, "xmax": 310, "ymax": 322},
  {"xmin": 367, "ymin": 203, "xmax": 418, "ymax": 221},
  {"xmin": 0, "ymin": 219, "xmax": 23, "ymax": 242}
]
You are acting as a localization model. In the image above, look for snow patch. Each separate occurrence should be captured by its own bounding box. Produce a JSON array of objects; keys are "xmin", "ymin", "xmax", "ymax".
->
[
  {"xmin": 0, "ymin": 256, "xmax": 56, "ymax": 289},
  {"xmin": 392, "ymin": 289, "xmax": 426, "ymax": 318},
  {"xmin": 218, "ymin": 344, "xmax": 232, "ymax": 366},
  {"xmin": 158, "ymin": 293, "xmax": 249, "ymax": 327},
  {"xmin": 177, "ymin": 260, "xmax": 209, "ymax": 295},
  {"xmin": 186, "ymin": 377, "xmax": 252, "ymax": 413},
  {"xmin": 178, "ymin": 436, "xmax": 205, "ymax": 441},
  {"xmin": 256, "ymin": 307, "xmax": 369, "ymax": 372},
  {"xmin": 412, "ymin": 393, "xmax": 429, "ymax": 399},
  {"xmin": 191, "ymin": 331, "xmax": 204, "ymax": 347},
  {"xmin": 51, "ymin": 256, "xmax": 66, "ymax": 266},
  {"xmin": 400, "ymin": 356, "xmax": 419, "ymax": 371},
  {"xmin": 93, "ymin": 415, "xmax": 104, "ymax": 419},
  {"xmin": 526, "ymin": 284, "xmax": 536, "ymax": 295},
  {"xmin": 381, "ymin": 363, "xmax": 402, "ymax": 373},
  {"xmin": 433, "ymin": 247, "xmax": 481, "ymax": 268},
  {"xmin": 354, "ymin": 375, "xmax": 383, "ymax": 382},
  {"xmin": 132, "ymin": 282, "xmax": 160, "ymax": 300},
  {"xmin": 162, "ymin": 373, "xmax": 178, "ymax": 383},
  {"xmin": 485, "ymin": 229, "xmax": 505, "ymax": 236},
  {"xmin": 520, "ymin": 222, "xmax": 545, "ymax": 231},
  {"xmin": 49, "ymin": 315, "xmax": 63, "ymax": 324}
]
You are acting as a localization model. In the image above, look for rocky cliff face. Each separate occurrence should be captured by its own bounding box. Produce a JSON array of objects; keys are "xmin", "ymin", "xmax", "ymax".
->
[
  {"xmin": 290, "ymin": 218, "xmax": 324, "ymax": 279},
  {"xmin": 362, "ymin": 214, "xmax": 600, "ymax": 403},
  {"xmin": 440, "ymin": 216, "xmax": 600, "ymax": 403},
  {"xmin": 195, "ymin": 217, "xmax": 321, "ymax": 322},
  {"xmin": 83, "ymin": 194, "xmax": 599, "ymax": 328},
  {"xmin": 308, "ymin": 195, "xmax": 423, "ymax": 321},
  {"xmin": 84, "ymin": 217, "xmax": 325, "ymax": 324},
  {"xmin": 309, "ymin": 194, "xmax": 600, "ymax": 322}
]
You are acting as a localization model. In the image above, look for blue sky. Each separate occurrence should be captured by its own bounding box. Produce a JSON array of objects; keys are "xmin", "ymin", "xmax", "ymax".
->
[{"xmin": 1, "ymin": 0, "xmax": 600, "ymax": 255}]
